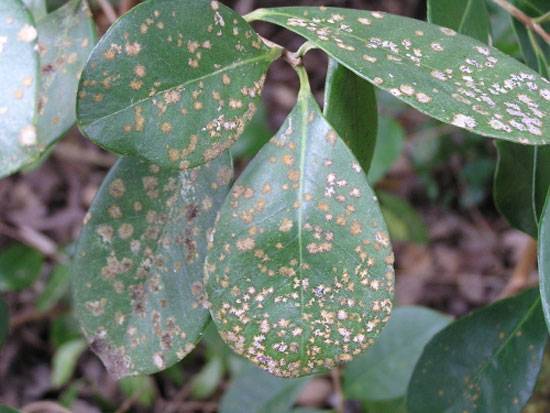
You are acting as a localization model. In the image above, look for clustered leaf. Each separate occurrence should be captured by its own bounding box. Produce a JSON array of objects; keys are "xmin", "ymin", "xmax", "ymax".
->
[
  {"xmin": 0, "ymin": 0, "xmax": 95, "ymax": 178},
  {"xmin": 76, "ymin": 0, "xmax": 281, "ymax": 170},
  {"xmin": 205, "ymin": 73, "xmax": 394, "ymax": 378},
  {"xmin": 249, "ymin": 7, "xmax": 550, "ymax": 144},
  {"xmin": 72, "ymin": 155, "xmax": 233, "ymax": 377}
]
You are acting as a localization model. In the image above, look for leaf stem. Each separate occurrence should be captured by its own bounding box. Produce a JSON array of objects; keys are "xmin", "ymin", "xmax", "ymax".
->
[
  {"xmin": 294, "ymin": 65, "xmax": 311, "ymax": 99},
  {"xmin": 491, "ymin": 0, "xmax": 550, "ymax": 43},
  {"xmin": 534, "ymin": 11, "xmax": 550, "ymax": 24}
]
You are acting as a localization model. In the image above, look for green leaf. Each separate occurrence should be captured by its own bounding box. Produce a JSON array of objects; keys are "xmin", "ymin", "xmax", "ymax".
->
[
  {"xmin": 292, "ymin": 409, "xmax": 335, "ymax": 413},
  {"xmin": 191, "ymin": 355, "xmax": 224, "ymax": 399},
  {"xmin": 343, "ymin": 306, "xmax": 451, "ymax": 403},
  {"xmin": 249, "ymin": 7, "xmax": 550, "ymax": 144},
  {"xmin": 407, "ymin": 289, "xmax": 547, "ymax": 413},
  {"xmin": 119, "ymin": 376, "xmax": 156, "ymax": 407},
  {"xmin": 0, "ymin": 244, "xmax": 44, "ymax": 292},
  {"xmin": 0, "ymin": 0, "xmax": 40, "ymax": 178},
  {"xmin": 367, "ymin": 116, "xmax": 405, "ymax": 185},
  {"xmin": 34, "ymin": 0, "xmax": 96, "ymax": 150},
  {"xmin": 427, "ymin": 0, "xmax": 491, "ymax": 43},
  {"xmin": 511, "ymin": 0, "xmax": 549, "ymax": 76},
  {"xmin": 0, "ymin": 297, "xmax": 9, "ymax": 347},
  {"xmin": 51, "ymin": 314, "xmax": 82, "ymax": 348},
  {"xmin": 0, "ymin": 406, "xmax": 21, "ymax": 413},
  {"xmin": 77, "ymin": 0, "xmax": 281, "ymax": 170},
  {"xmin": 51, "ymin": 338, "xmax": 87, "ymax": 387},
  {"xmin": 23, "ymin": 0, "xmax": 47, "ymax": 20},
  {"xmin": 36, "ymin": 263, "xmax": 71, "ymax": 312},
  {"xmin": 72, "ymin": 154, "xmax": 232, "ymax": 378},
  {"xmin": 206, "ymin": 69, "xmax": 394, "ymax": 378},
  {"xmin": 539, "ymin": 190, "xmax": 550, "ymax": 332},
  {"xmin": 378, "ymin": 191, "xmax": 428, "ymax": 244},
  {"xmin": 494, "ymin": 142, "xmax": 550, "ymax": 237},
  {"xmin": 219, "ymin": 363, "xmax": 308, "ymax": 413},
  {"xmin": 230, "ymin": 101, "xmax": 272, "ymax": 160},
  {"xmin": 324, "ymin": 59, "xmax": 378, "ymax": 172}
]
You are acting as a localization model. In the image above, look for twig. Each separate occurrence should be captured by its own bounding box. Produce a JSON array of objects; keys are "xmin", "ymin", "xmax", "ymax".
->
[
  {"xmin": 491, "ymin": 0, "xmax": 550, "ymax": 43},
  {"xmin": 96, "ymin": 0, "xmax": 117, "ymax": 24},
  {"xmin": 331, "ymin": 367, "xmax": 345, "ymax": 413},
  {"xmin": 118, "ymin": 0, "xmax": 135, "ymax": 15},
  {"xmin": 22, "ymin": 401, "xmax": 72, "ymax": 413},
  {"xmin": 0, "ymin": 222, "xmax": 61, "ymax": 261},
  {"xmin": 499, "ymin": 237, "xmax": 538, "ymax": 298}
]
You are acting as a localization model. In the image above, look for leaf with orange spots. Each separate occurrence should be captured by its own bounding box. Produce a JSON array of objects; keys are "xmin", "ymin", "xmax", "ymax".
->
[
  {"xmin": 407, "ymin": 288, "xmax": 547, "ymax": 413},
  {"xmin": 539, "ymin": 191, "xmax": 550, "ymax": 332},
  {"xmin": 205, "ymin": 69, "xmax": 395, "ymax": 378},
  {"xmin": 0, "ymin": 0, "xmax": 40, "ymax": 177},
  {"xmin": 77, "ymin": 0, "xmax": 281, "ymax": 170},
  {"xmin": 247, "ymin": 7, "xmax": 550, "ymax": 145},
  {"xmin": 72, "ymin": 154, "xmax": 233, "ymax": 378},
  {"xmin": 323, "ymin": 59, "xmax": 378, "ymax": 173}
]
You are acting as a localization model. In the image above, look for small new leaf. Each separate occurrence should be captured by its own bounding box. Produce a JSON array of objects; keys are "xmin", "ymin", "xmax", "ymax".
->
[
  {"xmin": 206, "ymin": 73, "xmax": 394, "ymax": 378},
  {"xmin": 72, "ymin": 155, "xmax": 232, "ymax": 377},
  {"xmin": 250, "ymin": 7, "xmax": 550, "ymax": 145},
  {"xmin": 77, "ymin": 0, "xmax": 281, "ymax": 170}
]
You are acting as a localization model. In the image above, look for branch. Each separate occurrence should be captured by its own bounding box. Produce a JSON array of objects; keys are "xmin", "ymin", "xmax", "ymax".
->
[
  {"xmin": 96, "ymin": 0, "xmax": 117, "ymax": 24},
  {"xmin": 491, "ymin": 0, "xmax": 550, "ymax": 44}
]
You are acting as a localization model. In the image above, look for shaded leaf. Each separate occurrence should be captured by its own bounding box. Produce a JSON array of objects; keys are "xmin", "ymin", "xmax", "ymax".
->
[
  {"xmin": 366, "ymin": 116, "xmax": 404, "ymax": 184},
  {"xmin": 363, "ymin": 398, "xmax": 406, "ymax": 413},
  {"xmin": 206, "ymin": 71, "xmax": 394, "ymax": 378},
  {"xmin": 0, "ymin": 297, "xmax": 8, "ymax": 347},
  {"xmin": 0, "ymin": 244, "xmax": 44, "ymax": 292},
  {"xmin": 119, "ymin": 376, "xmax": 156, "ymax": 407},
  {"xmin": 407, "ymin": 289, "xmax": 547, "ymax": 413},
  {"xmin": 0, "ymin": 406, "xmax": 21, "ymax": 413},
  {"xmin": 378, "ymin": 191, "xmax": 428, "ymax": 244},
  {"xmin": 52, "ymin": 338, "xmax": 87, "ymax": 387},
  {"xmin": 72, "ymin": 154, "xmax": 232, "ymax": 377},
  {"xmin": 219, "ymin": 363, "xmax": 307, "ymax": 413},
  {"xmin": 77, "ymin": 0, "xmax": 281, "ymax": 170},
  {"xmin": 23, "ymin": 0, "xmax": 47, "ymax": 20},
  {"xmin": 539, "ymin": 190, "xmax": 550, "ymax": 332},
  {"xmin": 494, "ymin": 142, "xmax": 550, "ymax": 237},
  {"xmin": 36, "ymin": 263, "xmax": 71, "ymax": 312},
  {"xmin": 343, "ymin": 306, "xmax": 451, "ymax": 402},
  {"xmin": 0, "ymin": 0, "xmax": 40, "ymax": 177},
  {"xmin": 51, "ymin": 314, "xmax": 81, "ymax": 348},
  {"xmin": 324, "ymin": 59, "xmax": 378, "ymax": 172},
  {"xmin": 427, "ymin": 0, "xmax": 491, "ymax": 43},
  {"xmin": 249, "ymin": 7, "xmax": 550, "ymax": 144},
  {"xmin": 191, "ymin": 355, "xmax": 224, "ymax": 399}
]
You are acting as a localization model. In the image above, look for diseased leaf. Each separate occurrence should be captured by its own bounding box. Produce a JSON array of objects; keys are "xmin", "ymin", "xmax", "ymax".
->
[
  {"xmin": 494, "ymin": 142, "xmax": 550, "ymax": 237},
  {"xmin": 77, "ymin": 0, "xmax": 281, "ymax": 170},
  {"xmin": 427, "ymin": 0, "xmax": 491, "ymax": 43},
  {"xmin": 72, "ymin": 154, "xmax": 233, "ymax": 378},
  {"xmin": 366, "ymin": 116, "xmax": 404, "ymax": 185},
  {"xmin": 0, "ymin": 244, "xmax": 44, "ymax": 292},
  {"xmin": 249, "ymin": 7, "xmax": 550, "ymax": 144},
  {"xmin": 51, "ymin": 338, "xmax": 87, "ymax": 387},
  {"xmin": 219, "ymin": 363, "xmax": 308, "ymax": 413},
  {"xmin": 206, "ymin": 71, "xmax": 394, "ymax": 378},
  {"xmin": 511, "ymin": 0, "xmax": 549, "ymax": 77},
  {"xmin": 539, "ymin": 190, "xmax": 550, "ymax": 332},
  {"xmin": 324, "ymin": 59, "xmax": 378, "ymax": 172},
  {"xmin": 0, "ymin": 297, "xmax": 8, "ymax": 347},
  {"xmin": 229, "ymin": 101, "xmax": 272, "ymax": 160},
  {"xmin": 343, "ymin": 306, "xmax": 451, "ymax": 403},
  {"xmin": 0, "ymin": 0, "xmax": 40, "ymax": 178},
  {"xmin": 407, "ymin": 289, "xmax": 547, "ymax": 413},
  {"xmin": 378, "ymin": 191, "xmax": 428, "ymax": 244},
  {"xmin": 34, "ymin": 0, "xmax": 96, "ymax": 150},
  {"xmin": 22, "ymin": 0, "xmax": 47, "ymax": 20}
]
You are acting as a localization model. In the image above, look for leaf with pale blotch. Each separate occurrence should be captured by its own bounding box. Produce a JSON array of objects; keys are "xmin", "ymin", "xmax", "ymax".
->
[
  {"xmin": 539, "ymin": 191, "xmax": 550, "ymax": 332},
  {"xmin": 407, "ymin": 288, "xmax": 547, "ymax": 413},
  {"xmin": 77, "ymin": 0, "xmax": 281, "ymax": 170},
  {"xmin": 494, "ymin": 142, "xmax": 550, "ymax": 237},
  {"xmin": 72, "ymin": 154, "xmax": 233, "ymax": 378},
  {"xmin": 205, "ymin": 83, "xmax": 395, "ymax": 378},
  {"xmin": 428, "ymin": 0, "xmax": 491, "ymax": 43},
  {"xmin": 249, "ymin": 7, "xmax": 550, "ymax": 144},
  {"xmin": 324, "ymin": 59, "xmax": 378, "ymax": 173},
  {"xmin": 0, "ymin": 0, "xmax": 40, "ymax": 178}
]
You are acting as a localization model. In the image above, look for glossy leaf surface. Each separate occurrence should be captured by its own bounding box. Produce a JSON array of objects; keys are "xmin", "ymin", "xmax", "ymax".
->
[
  {"xmin": 250, "ymin": 7, "xmax": 550, "ymax": 144},
  {"xmin": 344, "ymin": 306, "xmax": 450, "ymax": 402},
  {"xmin": 77, "ymin": 0, "xmax": 281, "ymax": 169},
  {"xmin": 206, "ymin": 75, "xmax": 394, "ymax": 378},
  {"xmin": 219, "ymin": 363, "xmax": 307, "ymax": 413},
  {"xmin": 494, "ymin": 142, "xmax": 550, "ymax": 237},
  {"xmin": 72, "ymin": 155, "xmax": 232, "ymax": 377},
  {"xmin": 0, "ymin": 0, "xmax": 39, "ymax": 177},
  {"xmin": 539, "ymin": 191, "xmax": 550, "ymax": 332},
  {"xmin": 427, "ymin": 0, "xmax": 491, "ymax": 43},
  {"xmin": 407, "ymin": 289, "xmax": 547, "ymax": 413},
  {"xmin": 324, "ymin": 59, "xmax": 378, "ymax": 172}
]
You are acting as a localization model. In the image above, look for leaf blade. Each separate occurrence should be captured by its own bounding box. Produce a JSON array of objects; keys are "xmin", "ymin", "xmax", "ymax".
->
[
  {"xmin": 427, "ymin": 0, "xmax": 491, "ymax": 43},
  {"xmin": 539, "ymin": 190, "xmax": 550, "ymax": 332}
]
